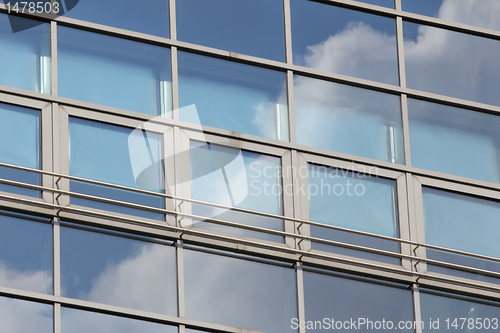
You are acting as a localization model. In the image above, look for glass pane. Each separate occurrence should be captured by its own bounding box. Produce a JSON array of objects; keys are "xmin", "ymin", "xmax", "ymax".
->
[
  {"xmin": 69, "ymin": 117, "xmax": 164, "ymax": 220},
  {"xmin": 178, "ymin": 52, "xmax": 289, "ymax": 140},
  {"xmin": 184, "ymin": 248, "xmax": 297, "ymax": 333},
  {"xmin": 61, "ymin": 0, "xmax": 169, "ymax": 37},
  {"xmin": 356, "ymin": 0, "xmax": 394, "ymax": 8},
  {"xmin": 291, "ymin": 0, "xmax": 399, "ymax": 85},
  {"xmin": 190, "ymin": 141, "xmax": 283, "ymax": 242},
  {"xmin": 0, "ymin": 211, "xmax": 52, "ymax": 293},
  {"xmin": 295, "ymin": 76, "xmax": 403, "ymax": 163},
  {"xmin": 0, "ymin": 13, "xmax": 50, "ymax": 93},
  {"xmin": 177, "ymin": 0, "xmax": 285, "ymax": 61},
  {"xmin": 61, "ymin": 307, "xmax": 176, "ymax": 333},
  {"xmin": 61, "ymin": 226, "xmax": 177, "ymax": 315},
  {"xmin": 303, "ymin": 270, "xmax": 414, "ymax": 333},
  {"xmin": 0, "ymin": 296, "xmax": 52, "ymax": 333},
  {"xmin": 423, "ymin": 187, "xmax": 500, "ymax": 281},
  {"xmin": 420, "ymin": 291, "xmax": 500, "ymax": 333},
  {"xmin": 59, "ymin": 27, "xmax": 171, "ymax": 116},
  {"xmin": 308, "ymin": 164, "xmax": 399, "ymax": 263},
  {"xmin": 404, "ymin": 21, "xmax": 500, "ymax": 106},
  {"xmin": 402, "ymin": 0, "xmax": 500, "ymax": 31},
  {"xmin": 409, "ymin": 99, "xmax": 500, "ymax": 183},
  {"xmin": 0, "ymin": 102, "xmax": 40, "ymax": 196}
]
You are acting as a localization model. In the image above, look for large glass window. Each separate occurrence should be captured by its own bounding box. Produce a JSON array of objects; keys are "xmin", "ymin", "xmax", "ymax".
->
[
  {"xmin": 178, "ymin": 52, "xmax": 289, "ymax": 140},
  {"xmin": 61, "ymin": 0, "xmax": 169, "ymax": 37},
  {"xmin": 177, "ymin": 0, "xmax": 285, "ymax": 61},
  {"xmin": 0, "ymin": 211, "xmax": 52, "ymax": 294},
  {"xmin": 0, "ymin": 296, "xmax": 52, "ymax": 333},
  {"xmin": 190, "ymin": 141, "xmax": 283, "ymax": 242},
  {"xmin": 404, "ymin": 22, "xmax": 500, "ymax": 107},
  {"xmin": 69, "ymin": 117, "xmax": 165, "ymax": 220},
  {"xmin": 0, "ymin": 102, "xmax": 40, "ymax": 196},
  {"xmin": 60, "ymin": 226, "xmax": 177, "ymax": 314},
  {"xmin": 59, "ymin": 27, "xmax": 171, "ymax": 116},
  {"xmin": 61, "ymin": 307, "xmax": 177, "ymax": 333},
  {"xmin": 291, "ymin": 0, "xmax": 399, "ymax": 85},
  {"xmin": 420, "ymin": 291, "xmax": 500, "ymax": 333},
  {"xmin": 303, "ymin": 270, "xmax": 414, "ymax": 333},
  {"xmin": 0, "ymin": 14, "xmax": 50, "ymax": 93},
  {"xmin": 184, "ymin": 248, "xmax": 297, "ymax": 333},
  {"xmin": 295, "ymin": 76, "xmax": 403, "ymax": 163},
  {"xmin": 409, "ymin": 99, "xmax": 500, "ymax": 183},
  {"xmin": 308, "ymin": 164, "xmax": 400, "ymax": 263},
  {"xmin": 402, "ymin": 0, "xmax": 500, "ymax": 31},
  {"xmin": 422, "ymin": 187, "xmax": 500, "ymax": 281}
]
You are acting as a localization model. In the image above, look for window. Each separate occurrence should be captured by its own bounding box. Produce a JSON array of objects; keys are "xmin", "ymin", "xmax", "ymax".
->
[
  {"xmin": 291, "ymin": 0, "xmax": 399, "ymax": 85},
  {"xmin": 0, "ymin": 14, "xmax": 50, "ymax": 93},
  {"xmin": 409, "ymin": 99, "xmax": 500, "ymax": 183},
  {"xmin": 184, "ymin": 248, "xmax": 297, "ymax": 333},
  {"xmin": 177, "ymin": 0, "xmax": 285, "ymax": 61},
  {"xmin": 60, "ymin": 226, "xmax": 177, "ymax": 314},
  {"xmin": 295, "ymin": 76, "xmax": 403, "ymax": 163},
  {"xmin": 0, "ymin": 296, "xmax": 52, "ymax": 333},
  {"xmin": 178, "ymin": 52, "xmax": 289, "ymax": 140},
  {"xmin": 0, "ymin": 102, "xmax": 40, "ymax": 197},
  {"xmin": 59, "ymin": 27, "xmax": 171, "ymax": 116}
]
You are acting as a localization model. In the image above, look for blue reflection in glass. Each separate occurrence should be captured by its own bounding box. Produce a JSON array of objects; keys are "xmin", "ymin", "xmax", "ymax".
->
[
  {"xmin": 291, "ymin": 0, "xmax": 398, "ymax": 85},
  {"xmin": 0, "ymin": 14, "xmax": 50, "ymax": 92},
  {"xmin": 304, "ymin": 270, "xmax": 414, "ymax": 333},
  {"xmin": 62, "ymin": 307, "xmax": 177, "ymax": 333},
  {"xmin": 409, "ymin": 99, "xmax": 500, "ymax": 183},
  {"xmin": 0, "ymin": 211, "xmax": 52, "ymax": 293},
  {"xmin": 184, "ymin": 248, "xmax": 297, "ymax": 333},
  {"xmin": 420, "ymin": 291, "xmax": 500, "ymax": 333},
  {"xmin": 356, "ymin": 0, "xmax": 394, "ymax": 8},
  {"xmin": 69, "ymin": 117, "xmax": 164, "ymax": 220},
  {"xmin": 190, "ymin": 141, "xmax": 283, "ymax": 242},
  {"xmin": 308, "ymin": 165, "xmax": 399, "ymax": 264},
  {"xmin": 0, "ymin": 296, "xmax": 52, "ymax": 332},
  {"xmin": 178, "ymin": 52, "xmax": 289, "ymax": 140},
  {"xmin": 177, "ymin": 0, "xmax": 285, "ymax": 61},
  {"xmin": 61, "ymin": 0, "xmax": 169, "ymax": 37},
  {"xmin": 59, "ymin": 27, "xmax": 171, "ymax": 116},
  {"xmin": 61, "ymin": 226, "xmax": 177, "ymax": 314},
  {"xmin": 295, "ymin": 76, "xmax": 404, "ymax": 163},
  {"xmin": 404, "ymin": 22, "xmax": 500, "ymax": 106},
  {"xmin": 0, "ymin": 103, "xmax": 40, "ymax": 197}
]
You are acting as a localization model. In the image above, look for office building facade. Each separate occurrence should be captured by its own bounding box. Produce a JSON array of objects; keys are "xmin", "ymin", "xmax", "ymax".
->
[{"xmin": 0, "ymin": 0, "xmax": 499, "ymax": 332}]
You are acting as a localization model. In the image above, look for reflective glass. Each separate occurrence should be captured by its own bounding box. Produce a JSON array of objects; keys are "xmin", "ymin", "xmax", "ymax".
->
[
  {"xmin": 177, "ymin": 0, "xmax": 284, "ymax": 61},
  {"xmin": 61, "ymin": 0, "xmax": 169, "ymax": 37},
  {"xmin": 404, "ymin": 21, "xmax": 500, "ymax": 107},
  {"xmin": 184, "ymin": 248, "xmax": 297, "ymax": 333},
  {"xmin": 69, "ymin": 117, "xmax": 164, "ymax": 220},
  {"xmin": 59, "ymin": 27, "xmax": 171, "ymax": 116},
  {"xmin": 178, "ymin": 52, "xmax": 289, "ymax": 140},
  {"xmin": 409, "ymin": 99, "xmax": 500, "ymax": 183},
  {"xmin": 190, "ymin": 141, "xmax": 283, "ymax": 242},
  {"xmin": 303, "ymin": 270, "xmax": 414, "ymax": 333},
  {"xmin": 308, "ymin": 164, "xmax": 399, "ymax": 263},
  {"xmin": 61, "ymin": 226, "xmax": 177, "ymax": 314},
  {"xmin": 356, "ymin": 0, "xmax": 394, "ymax": 8},
  {"xmin": 402, "ymin": 0, "xmax": 500, "ymax": 31},
  {"xmin": 423, "ymin": 188, "xmax": 500, "ymax": 275},
  {"xmin": 61, "ymin": 307, "xmax": 176, "ymax": 333},
  {"xmin": 291, "ymin": 0, "xmax": 398, "ymax": 85},
  {"xmin": 0, "ymin": 103, "xmax": 40, "ymax": 196},
  {"xmin": 0, "ymin": 211, "xmax": 52, "ymax": 293},
  {"xmin": 0, "ymin": 296, "xmax": 52, "ymax": 333},
  {"xmin": 420, "ymin": 291, "xmax": 500, "ymax": 333},
  {"xmin": 0, "ymin": 13, "xmax": 50, "ymax": 92},
  {"xmin": 295, "ymin": 76, "xmax": 403, "ymax": 163}
]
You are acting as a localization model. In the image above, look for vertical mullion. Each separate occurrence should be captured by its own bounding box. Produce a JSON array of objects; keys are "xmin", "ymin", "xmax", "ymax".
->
[
  {"xmin": 394, "ymin": 0, "xmax": 402, "ymax": 11},
  {"xmin": 283, "ymin": 0, "xmax": 293, "ymax": 64},
  {"xmin": 401, "ymin": 94, "xmax": 412, "ymax": 166},
  {"xmin": 296, "ymin": 262, "xmax": 306, "ymax": 333},
  {"xmin": 53, "ymin": 217, "xmax": 61, "ymax": 333},
  {"xmin": 168, "ymin": 0, "xmax": 177, "ymax": 41},
  {"xmin": 176, "ymin": 240, "xmax": 185, "ymax": 318},
  {"xmin": 171, "ymin": 47, "xmax": 180, "ymax": 119},
  {"xmin": 50, "ymin": 21, "xmax": 57, "ymax": 96},
  {"xmin": 54, "ymin": 302, "xmax": 61, "ymax": 333},
  {"xmin": 287, "ymin": 70, "xmax": 296, "ymax": 144},
  {"xmin": 412, "ymin": 283, "xmax": 423, "ymax": 333}
]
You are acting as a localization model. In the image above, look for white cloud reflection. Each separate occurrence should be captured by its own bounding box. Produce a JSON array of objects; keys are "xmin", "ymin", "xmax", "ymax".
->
[{"xmin": 0, "ymin": 296, "xmax": 52, "ymax": 333}]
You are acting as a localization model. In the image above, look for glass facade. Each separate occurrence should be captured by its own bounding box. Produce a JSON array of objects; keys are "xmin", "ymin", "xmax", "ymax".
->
[{"xmin": 1, "ymin": 1, "xmax": 500, "ymax": 332}]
